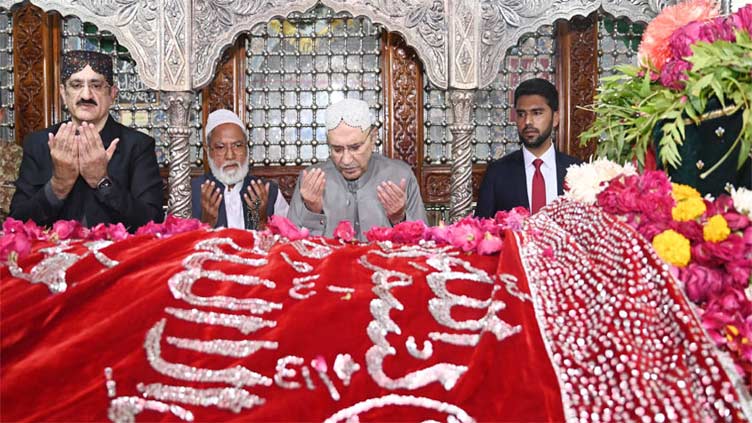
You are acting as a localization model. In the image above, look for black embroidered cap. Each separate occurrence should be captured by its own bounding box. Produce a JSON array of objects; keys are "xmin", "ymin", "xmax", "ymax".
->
[{"xmin": 61, "ymin": 50, "xmax": 114, "ymax": 86}]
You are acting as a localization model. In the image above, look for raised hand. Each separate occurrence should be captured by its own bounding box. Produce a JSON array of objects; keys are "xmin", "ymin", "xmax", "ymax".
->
[
  {"xmin": 78, "ymin": 122, "xmax": 119, "ymax": 188},
  {"xmin": 48, "ymin": 122, "xmax": 80, "ymax": 199},
  {"xmin": 377, "ymin": 178, "xmax": 407, "ymax": 225},
  {"xmin": 300, "ymin": 168, "xmax": 325, "ymax": 214},
  {"xmin": 244, "ymin": 180, "xmax": 270, "ymax": 229},
  {"xmin": 200, "ymin": 180, "xmax": 222, "ymax": 227}
]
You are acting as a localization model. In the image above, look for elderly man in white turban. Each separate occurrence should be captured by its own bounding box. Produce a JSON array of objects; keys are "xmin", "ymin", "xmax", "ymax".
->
[
  {"xmin": 289, "ymin": 98, "xmax": 426, "ymax": 240},
  {"xmin": 192, "ymin": 109, "xmax": 288, "ymax": 229}
]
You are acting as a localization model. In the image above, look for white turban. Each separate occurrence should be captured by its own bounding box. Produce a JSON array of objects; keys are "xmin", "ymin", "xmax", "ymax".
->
[
  {"xmin": 205, "ymin": 109, "xmax": 247, "ymax": 139},
  {"xmin": 325, "ymin": 98, "xmax": 372, "ymax": 132}
]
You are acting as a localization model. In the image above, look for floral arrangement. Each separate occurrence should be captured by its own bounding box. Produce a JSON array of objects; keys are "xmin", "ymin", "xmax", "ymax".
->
[
  {"xmin": 0, "ymin": 215, "xmax": 209, "ymax": 262},
  {"xmin": 580, "ymin": 1, "xmax": 752, "ymax": 176},
  {"xmin": 266, "ymin": 209, "xmax": 530, "ymax": 256},
  {"xmin": 568, "ymin": 159, "xmax": 752, "ymax": 383}
]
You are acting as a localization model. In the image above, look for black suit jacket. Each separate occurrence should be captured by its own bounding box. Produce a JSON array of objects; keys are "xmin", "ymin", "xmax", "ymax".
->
[
  {"xmin": 475, "ymin": 148, "xmax": 582, "ymax": 217},
  {"xmin": 191, "ymin": 173, "xmax": 279, "ymax": 230},
  {"xmin": 10, "ymin": 116, "xmax": 164, "ymax": 230}
]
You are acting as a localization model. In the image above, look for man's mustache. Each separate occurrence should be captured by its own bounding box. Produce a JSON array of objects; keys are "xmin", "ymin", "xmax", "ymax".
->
[{"xmin": 77, "ymin": 99, "xmax": 97, "ymax": 106}]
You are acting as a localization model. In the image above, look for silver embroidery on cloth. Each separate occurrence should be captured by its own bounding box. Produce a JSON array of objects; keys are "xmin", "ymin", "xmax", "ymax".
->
[
  {"xmin": 290, "ymin": 275, "xmax": 318, "ymax": 300},
  {"xmin": 373, "ymin": 242, "xmax": 456, "ymax": 259},
  {"xmin": 86, "ymin": 240, "xmax": 119, "ymax": 268},
  {"xmin": 280, "ymin": 251, "xmax": 313, "ymax": 273},
  {"xmin": 333, "ymin": 354, "xmax": 360, "ymax": 386},
  {"xmin": 405, "ymin": 336, "xmax": 434, "ymax": 360},
  {"xmin": 8, "ymin": 248, "xmax": 80, "ymax": 293},
  {"xmin": 291, "ymin": 239, "xmax": 333, "ymax": 259},
  {"xmin": 407, "ymin": 261, "xmax": 429, "ymax": 271},
  {"xmin": 145, "ymin": 319, "xmax": 272, "ymax": 388},
  {"xmin": 164, "ymin": 307, "xmax": 276, "ymax": 334},
  {"xmin": 497, "ymin": 273, "xmax": 532, "ymax": 303},
  {"xmin": 108, "ymin": 396, "xmax": 194, "ymax": 423},
  {"xmin": 274, "ymin": 356, "xmax": 305, "ymax": 389},
  {"xmin": 301, "ymin": 365, "xmax": 316, "ymax": 390},
  {"xmin": 326, "ymin": 285, "xmax": 356, "ymax": 294},
  {"xmin": 168, "ymin": 269, "xmax": 280, "ymax": 313},
  {"xmin": 137, "ymin": 383, "xmax": 265, "ymax": 413},
  {"xmin": 251, "ymin": 231, "xmax": 279, "ymax": 255},
  {"xmin": 428, "ymin": 332, "xmax": 481, "ymax": 347},
  {"xmin": 323, "ymin": 394, "xmax": 475, "ymax": 423},
  {"xmin": 104, "ymin": 367, "xmax": 116, "ymax": 398},
  {"xmin": 312, "ymin": 358, "xmax": 341, "ymax": 401},
  {"xmin": 360, "ymin": 256, "xmax": 468, "ymax": 391},
  {"xmin": 166, "ymin": 336, "xmax": 278, "ymax": 358},
  {"xmin": 426, "ymin": 255, "xmax": 521, "ymax": 342}
]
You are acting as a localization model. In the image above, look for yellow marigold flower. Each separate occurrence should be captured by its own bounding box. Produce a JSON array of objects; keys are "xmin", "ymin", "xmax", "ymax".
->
[
  {"xmin": 672, "ymin": 183, "xmax": 701, "ymax": 201},
  {"xmin": 671, "ymin": 197, "xmax": 706, "ymax": 221},
  {"xmin": 652, "ymin": 229, "xmax": 691, "ymax": 267},
  {"xmin": 703, "ymin": 214, "xmax": 730, "ymax": 243}
]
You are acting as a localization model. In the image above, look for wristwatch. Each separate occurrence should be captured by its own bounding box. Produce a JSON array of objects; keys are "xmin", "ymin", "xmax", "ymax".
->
[{"xmin": 96, "ymin": 176, "xmax": 113, "ymax": 191}]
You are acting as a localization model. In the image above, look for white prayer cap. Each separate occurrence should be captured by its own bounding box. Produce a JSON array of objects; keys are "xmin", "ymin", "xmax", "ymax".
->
[
  {"xmin": 325, "ymin": 98, "xmax": 372, "ymax": 132},
  {"xmin": 205, "ymin": 109, "xmax": 247, "ymax": 139}
]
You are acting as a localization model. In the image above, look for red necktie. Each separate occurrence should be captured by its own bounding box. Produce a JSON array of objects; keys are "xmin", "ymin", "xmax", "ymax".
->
[{"xmin": 531, "ymin": 158, "xmax": 546, "ymax": 214}]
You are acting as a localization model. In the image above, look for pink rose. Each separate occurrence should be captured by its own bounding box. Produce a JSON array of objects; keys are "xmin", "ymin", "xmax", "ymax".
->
[
  {"xmin": 333, "ymin": 220, "xmax": 355, "ymax": 242},
  {"xmin": 698, "ymin": 16, "xmax": 735, "ymax": 43},
  {"xmin": 670, "ymin": 220, "xmax": 704, "ymax": 242},
  {"xmin": 391, "ymin": 220, "xmax": 428, "ymax": 244},
  {"xmin": 51, "ymin": 220, "xmax": 82, "ymax": 240},
  {"xmin": 427, "ymin": 223, "xmax": 451, "ymax": 244},
  {"xmin": 447, "ymin": 222, "xmax": 483, "ymax": 252},
  {"xmin": 365, "ymin": 226, "xmax": 393, "ymax": 242},
  {"xmin": 476, "ymin": 232, "xmax": 503, "ymax": 255},
  {"xmin": 135, "ymin": 221, "xmax": 164, "ymax": 236},
  {"xmin": 724, "ymin": 212, "xmax": 750, "ymax": 231},
  {"xmin": 681, "ymin": 264, "xmax": 725, "ymax": 303},
  {"xmin": 163, "ymin": 214, "xmax": 208, "ymax": 234},
  {"xmin": 659, "ymin": 59, "xmax": 691, "ymax": 90},
  {"xmin": 725, "ymin": 259, "xmax": 752, "ymax": 288},
  {"xmin": 0, "ymin": 231, "xmax": 31, "ymax": 261},
  {"xmin": 668, "ymin": 21, "xmax": 704, "ymax": 59},
  {"xmin": 732, "ymin": 4, "xmax": 752, "ymax": 33},
  {"xmin": 107, "ymin": 223, "xmax": 130, "ymax": 241},
  {"xmin": 267, "ymin": 215, "xmax": 309, "ymax": 241},
  {"xmin": 744, "ymin": 226, "xmax": 752, "ymax": 245},
  {"xmin": 88, "ymin": 223, "xmax": 109, "ymax": 241}
]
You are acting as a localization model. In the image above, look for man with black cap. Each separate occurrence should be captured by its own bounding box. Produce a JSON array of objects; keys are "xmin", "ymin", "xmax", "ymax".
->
[
  {"xmin": 191, "ymin": 109, "xmax": 287, "ymax": 229},
  {"xmin": 10, "ymin": 50, "xmax": 164, "ymax": 229}
]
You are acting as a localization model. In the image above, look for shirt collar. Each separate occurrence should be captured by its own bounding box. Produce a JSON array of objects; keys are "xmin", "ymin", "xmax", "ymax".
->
[{"xmin": 522, "ymin": 142, "xmax": 556, "ymax": 168}]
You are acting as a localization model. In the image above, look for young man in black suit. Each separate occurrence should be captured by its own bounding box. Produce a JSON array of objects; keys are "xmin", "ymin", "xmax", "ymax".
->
[
  {"xmin": 475, "ymin": 78, "xmax": 581, "ymax": 217},
  {"xmin": 10, "ymin": 50, "xmax": 164, "ymax": 230}
]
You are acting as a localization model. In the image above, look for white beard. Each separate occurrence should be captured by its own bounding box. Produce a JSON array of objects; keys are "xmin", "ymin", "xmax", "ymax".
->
[{"xmin": 208, "ymin": 157, "xmax": 249, "ymax": 187}]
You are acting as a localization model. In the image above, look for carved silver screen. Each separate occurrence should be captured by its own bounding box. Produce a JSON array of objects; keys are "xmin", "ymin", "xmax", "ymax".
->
[
  {"xmin": 61, "ymin": 17, "xmax": 204, "ymax": 168},
  {"xmin": 598, "ymin": 13, "xmax": 645, "ymax": 77},
  {"xmin": 0, "ymin": 10, "xmax": 12, "ymax": 143},
  {"xmin": 244, "ymin": 4, "xmax": 383, "ymax": 166},
  {"xmin": 423, "ymin": 25, "xmax": 556, "ymax": 164}
]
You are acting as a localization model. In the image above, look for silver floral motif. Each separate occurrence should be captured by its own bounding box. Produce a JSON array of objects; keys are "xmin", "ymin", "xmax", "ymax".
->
[
  {"xmin": 8, "ymin": 245, "xmax": 80, "ymax": 294},
  {"xmin": 108, "ymin": 396, "xmax": 194, "ymax": 423},
  {"xmin": 311, "ymin": 357, "xmax": 341, "ymax": 401},
  {"xmin": 291, "ymin": 238, "xmax": 333, "ymax": 259},
  {"xmin": 137, "ymin": 383, "xmax": 265, "ymax": 413},
  {"xmin": 145, "ymin": 319, "xmax": 273, "ymax": 388},
  {"xmin": 428, "ymin": 332, "xmax": 481, "ymax": 347},
  {"xmin": 166, "ymin": 92, "xmax": 195, "ymax": 217},
  {"xmin": 164, "ymin": 307, "xmax": 276, "ymax": 334},
  {"xmin": 166, "ymin": 336, "xmax": 278, "ymax": 358},
  {"xmin": 333, "ymin": 354, "xmax": 360, "ymax": 386},
  {"xmin": 326, "ymin": 285, "xmax": 356, "ymax": 294},
  {"xmin": 323, "ymin": 394, "xmax": 475, "ymax": 423},
  {"xmin": 104, "ymin": 367, "xmax": 117, "ymax": 398}
]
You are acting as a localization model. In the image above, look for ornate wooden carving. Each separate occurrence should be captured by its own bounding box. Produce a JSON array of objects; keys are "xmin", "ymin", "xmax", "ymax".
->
[
  {"xmin": 382, "ymin": 32, "xmax": 423, "ymax": 185},
  {"xmin": 556, "ymin": 14, "xmax": 598, "ymax": 161},
  {"xmin": 13, "ymin": 3, "xmax": 58, "ymax": 144},
  {"xmin": 422, "ymin": 165, "xmax": 486, "ymax": 204},
  {"xmin": 203, "ymin": 46, "xmax": 238, "ymax": 114},
  {"xmin": 251, "ymin": 166, "xmax": 303, "ymax": 203}
]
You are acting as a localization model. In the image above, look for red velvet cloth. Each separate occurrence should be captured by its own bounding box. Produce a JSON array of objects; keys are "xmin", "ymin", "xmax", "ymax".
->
[{"xmin": 1, "ymin": 229, "xmax": 564, "ymax": 422}]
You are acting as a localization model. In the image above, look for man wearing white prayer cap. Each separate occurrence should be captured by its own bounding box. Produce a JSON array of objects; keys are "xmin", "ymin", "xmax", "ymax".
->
[
  {"xmin": 191, "ymin": 109, "xmax": 288, "ymax": 229},
  {"xmin": 288, "ymin": 98, "xmax": 426, "ymax": 240}
]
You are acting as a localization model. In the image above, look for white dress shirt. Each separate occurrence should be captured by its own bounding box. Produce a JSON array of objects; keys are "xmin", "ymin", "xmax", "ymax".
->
[
  {"xmin": 224, "ymin": 183, "xmax": 291, "ymax": 229},
  {"xmin": 522, "ymin": 144, "xmax": 558, "ymax": 209}
]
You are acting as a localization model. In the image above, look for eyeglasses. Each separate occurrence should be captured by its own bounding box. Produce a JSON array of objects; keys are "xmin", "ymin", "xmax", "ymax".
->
[
  {"xmin": 209, "ymin": 141, "xmax": 247, "ymax": 155},
  {"xmin": 328, "ymin": 127, "xmax": 374, "ymax": 155},
  {"xmin": 66, "ymin": 79, "xmax": 111, "ymax": 94}
]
